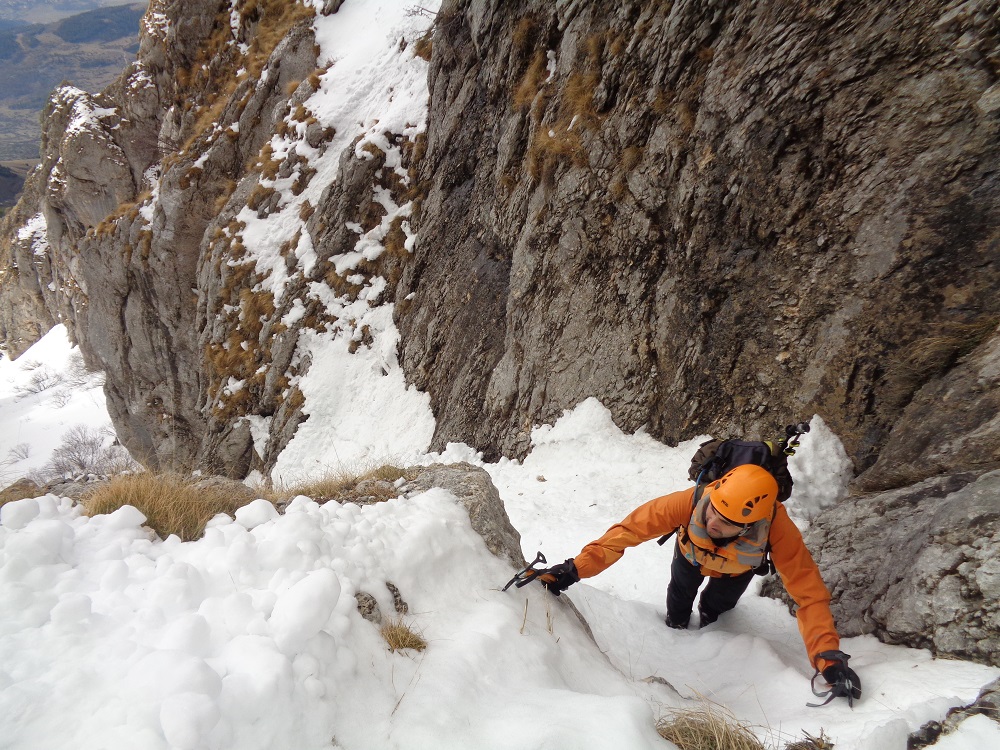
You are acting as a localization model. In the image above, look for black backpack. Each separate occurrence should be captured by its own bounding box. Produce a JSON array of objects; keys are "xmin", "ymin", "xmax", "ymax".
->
[{"xmin": 687, "ymin": 437, "xmax": 794, "ymax": 503}]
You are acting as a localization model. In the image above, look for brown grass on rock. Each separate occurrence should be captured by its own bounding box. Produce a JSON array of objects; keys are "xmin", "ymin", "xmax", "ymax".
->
[
  {"xmin": 0, "ymin": 478, "xmax": 44, "ymax": 510},
  {"xmin": 899, "ymin": 317, "xmax": 998, "ymax": 378},
  {"xmin": 273, "ymin": 464, "xmax": 419, "ymax": 506},
  {"xmin": 82, "ymin": 473, "xmax": 262, "ymax": 542}
]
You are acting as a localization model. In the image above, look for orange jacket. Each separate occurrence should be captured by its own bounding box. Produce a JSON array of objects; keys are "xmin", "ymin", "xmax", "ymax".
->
[{"xmin": 572, "ymin": 486, "xmax": 840, "ymax": 669}]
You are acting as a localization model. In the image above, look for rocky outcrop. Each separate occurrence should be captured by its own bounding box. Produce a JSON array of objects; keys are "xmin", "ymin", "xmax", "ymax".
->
[
  {"xmin": 763, "ymin": 470, "xmax": 1000, "ymax": 665},
  {"xmin": 0, "ymin": 0, "xmax": 240, "ymax": 467},
  {"xmin": 0, "ymin": 173, "xmax": 55, "ymax": 358},
  {"xmin": 910, "ymin": 677, "xmax": 1000, "ymax": 747},
  {"xmin": 403, "ymin": 462, "xmax": 525, "ymax": 569},
  {"xmin": 400, "ymin": 0, "xmax": 1000, "ymax": 468},
  {"xmin": 345, "ymin": 462, "xmax": 525, "ymax": 624},
  {"xmin": 355, "ymin": 582, "xmax": 409, "ymax": 626}
]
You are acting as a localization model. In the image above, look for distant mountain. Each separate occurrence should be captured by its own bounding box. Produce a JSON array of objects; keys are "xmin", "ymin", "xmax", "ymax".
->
[
  {"xmin": 50, "ymin": 3, "xmax": 146, "ymax": 43},
  {"xmin": 0, "ymin": 2, "xmax": 146, "ymax": 160},
  {"xmin": 0, "ymin": 17, "xmax": 29, "ymax": 30}
]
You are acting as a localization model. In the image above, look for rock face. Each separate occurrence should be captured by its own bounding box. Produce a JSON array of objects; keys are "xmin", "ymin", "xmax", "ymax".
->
[
  {"xmin": 3, "ymin": 0, "xmax": 997, "ymax": 477},
  {"xmin": 399, "ymin": 0, "xmax": 1000, "ymax": 468},
  {"xmin": 1, "ymin": 0, "xmax": 388, "ymax": 475},
  {"xmin": 764, "ymin": 470, "xmax": 1000, "ymax": 666},
  {"xmin": 855, "ymin": 325, "xmax": 1000, "ymax": 492},
  {"xmin": 404, "ymin": 462, "xmax": 525, "ymax": 569}
]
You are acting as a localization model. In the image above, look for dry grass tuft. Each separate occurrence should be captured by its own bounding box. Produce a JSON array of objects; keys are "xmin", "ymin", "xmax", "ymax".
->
[
  {"xmin": 82, "ymin": 473, "xmax": 261, "ymax": 542},
  {"xmin": 250, "ymin": 0, "xmax": 314, "ymax": 57},
  {"xmin": 784, "ymin": 730, "xmax": 834, "ymax": 750},
  {"xmin": 882, "ymin": 316, "xmax": 999, "ymax": 408},
  {"xmin": 272, "ymin": 464, "xmax": 419, "ymax": 506},
  {"xmin": 656, "ymin": 702, "xmax": 765, "ymax": 750},
  {"xmin": 511, "ymin": 16, "xmax": 538, "ymax": 57},
  {"xmin": 564, "ymin": 70, "xmax": 600, "ymax": 124},
  {"xmin": 514, "ymin": 50, "xmax": 549, "ymax": 111},
  {"xmin": 527, "ymin": 126, "xmax": 585, "ymax": 181},
  {"xmin": 676, "ymin": 100, "xmax": 697, "ymax": 133},
  {"xmin": 413, "ymin": 31, "xmax": 433, "ymax": 61},
  {"xmin": 380, "ymin": 617, "xmax": 426, "ymax": 652},
  {"xmin": 899, "ymin": 317, "xmax": 998, "ymax": 378},
  {"xmin": 383, "ymin": 216, "xmax": 409, "ymax": 256},
  {"xmin": 621, "ymin": 145, "xmax": 644, "ymax": 172}
]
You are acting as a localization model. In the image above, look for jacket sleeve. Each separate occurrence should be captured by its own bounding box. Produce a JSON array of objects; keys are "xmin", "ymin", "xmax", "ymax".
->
[
  {"xmin": 572, "ymin": 488, "xmax": 695, "ymax": 579},
  {"xmin": 768, "ymin": 504, "xmax": 841, "ymax": 668}
]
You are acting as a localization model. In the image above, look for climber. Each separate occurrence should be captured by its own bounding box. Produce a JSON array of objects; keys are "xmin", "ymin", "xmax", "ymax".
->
[{"xmin": 536, "ymin": 464, "xmax": 862, "ymax": 706}]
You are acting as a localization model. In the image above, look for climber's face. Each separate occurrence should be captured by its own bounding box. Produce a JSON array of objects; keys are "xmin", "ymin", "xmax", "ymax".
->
[{"xmin": 705, "ymin": 502, "xmax": 747, "ymax": 538}]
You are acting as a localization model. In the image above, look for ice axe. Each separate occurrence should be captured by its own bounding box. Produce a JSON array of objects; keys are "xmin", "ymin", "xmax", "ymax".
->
[
  {"xmin": 781, "ymin": 421, "xmax": 810, "ymax": 456},
  {"xmin": 501, "ymin": 551, "xmax": 551, "ymax": 591}
]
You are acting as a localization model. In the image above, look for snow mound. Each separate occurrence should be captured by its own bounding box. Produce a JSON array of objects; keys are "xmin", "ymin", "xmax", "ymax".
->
[{"xmin": 0, "ymin": 488, "xmax": 668, "ymax": 749}]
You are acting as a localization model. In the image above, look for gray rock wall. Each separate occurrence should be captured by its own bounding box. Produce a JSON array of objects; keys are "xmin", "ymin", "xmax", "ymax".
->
[
  {"xmin": 0, "ymin": 174, "xmax": 55, "ymax": 358},
  {"xmin": 5, "ymin": 0, "xmax": 997, "ymax": 480},
  {"xmin": 856, "ymin": 325, "xmax": 1000, "ymax": 492},
  {"xmin": 0, "ymin": 1, "xmax": 367, "ymax": 474},
  {"xmin": 399, "ymin": 0, "xmax": 1000, "ymax": 468},
  {"xmin": 765, "ymin": 470, "xmax": 1000, "ymax": 666}
]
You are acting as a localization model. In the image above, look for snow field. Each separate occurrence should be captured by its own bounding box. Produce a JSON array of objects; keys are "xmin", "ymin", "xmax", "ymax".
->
[
  {"xmin": 0, "ymin": 326, "xmax": 117, "ymax": 486},
  {"xmin": 0, "ymin": 483, "xmax": 670, "ymax": 749}
]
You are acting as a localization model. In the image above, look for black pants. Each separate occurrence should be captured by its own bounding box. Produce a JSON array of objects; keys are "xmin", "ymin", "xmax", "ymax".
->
[{"xmin": 666, "ymin": 542, "xmax": 755, "ymax": 627}]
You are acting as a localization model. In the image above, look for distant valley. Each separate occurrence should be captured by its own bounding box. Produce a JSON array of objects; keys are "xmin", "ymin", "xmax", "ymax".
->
[
  {"xmin": 0, "ymin": 0, "xmax": 140, "ymax": 25},
  {"xmin": 0, "ymin": 1, "xmax": 146, "ymax": 206}
]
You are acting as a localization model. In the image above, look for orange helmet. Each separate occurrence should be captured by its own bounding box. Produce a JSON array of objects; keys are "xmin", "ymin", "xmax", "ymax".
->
[{"xmin": 707, "ymin": 464, "xmax": 778, "ymax": 524}]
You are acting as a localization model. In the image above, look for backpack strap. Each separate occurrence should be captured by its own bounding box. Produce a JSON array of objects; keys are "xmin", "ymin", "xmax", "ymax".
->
[
  {"xmin": 752, "ymin": 500, "xmax": 779, "ymax": 575},
  {"xmin": 687, "ymin": 439, "xmax": 726, "ymax": 482},
  {"xmin": 656, "ymin": 480, "xmax": 705, "ymax": 546}
]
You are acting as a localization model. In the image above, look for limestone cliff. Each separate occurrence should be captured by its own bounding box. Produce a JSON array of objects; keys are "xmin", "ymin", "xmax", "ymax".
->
[
  {"xmin": 0, "ymin": 0, "xmax": 416, "ymax": 475},
  {"xmin": 762, "ymin": 470, "xmax": 1000, "ymax": 666},
  {"xmin": 401, "ymin": 0, "xmax": 1000, "ymax": 473}
]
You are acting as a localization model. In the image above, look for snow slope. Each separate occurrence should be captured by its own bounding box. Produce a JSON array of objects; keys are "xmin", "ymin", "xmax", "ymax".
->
[{"xmin": 2, "ymin": 0, "xmax": 998, "ymax": 747}]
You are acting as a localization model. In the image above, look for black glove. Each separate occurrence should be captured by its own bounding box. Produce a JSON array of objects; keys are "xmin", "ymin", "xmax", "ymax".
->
[
  {"xmin": 810, "ymin": 650, "xmax": 862, "ymax": 707},
  {"xmin": 822, "ymin": 662, "xmax": 862, "ymax": 700},
  {"xmin": 538, "ymin": 559, "xmax": 579, "ymax": 596}
]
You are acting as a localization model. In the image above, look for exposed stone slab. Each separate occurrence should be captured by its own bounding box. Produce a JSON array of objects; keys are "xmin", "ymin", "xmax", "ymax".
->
[{"xmin": 763, "ymin": 470, "xmax": 1000, "ymax": 666}]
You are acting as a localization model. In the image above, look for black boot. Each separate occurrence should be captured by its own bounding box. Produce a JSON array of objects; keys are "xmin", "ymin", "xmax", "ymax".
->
[
  {"xmin": 697, "ymin": 604, "xmax": 716, "ymax": 628},
  {"xmin": 664, "ymin": 613, "xmax": 690, "ymax": 630}
]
